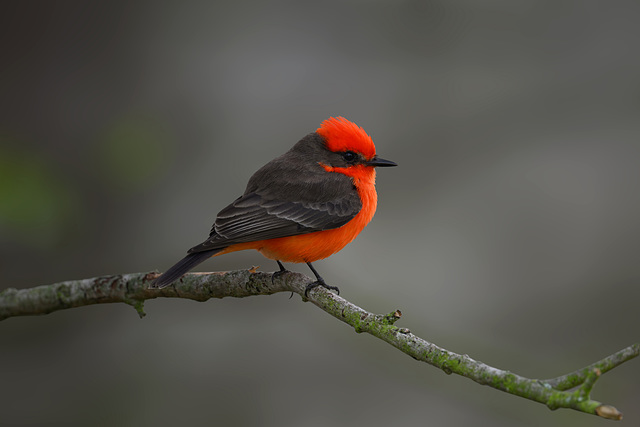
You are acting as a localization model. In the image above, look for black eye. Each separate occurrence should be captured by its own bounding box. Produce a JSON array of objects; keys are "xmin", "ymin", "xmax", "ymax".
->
[{"xmin": 342, "ymin": 151, "xmax": 357, "ymax": 162}]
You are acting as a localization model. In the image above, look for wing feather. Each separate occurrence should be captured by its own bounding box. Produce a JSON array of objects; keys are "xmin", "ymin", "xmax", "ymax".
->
[{"xmin": 188, "ymin": 190, "xmax": 361, "ymax": 253}]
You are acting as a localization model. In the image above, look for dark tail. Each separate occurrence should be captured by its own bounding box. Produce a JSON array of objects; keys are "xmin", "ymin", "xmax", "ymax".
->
[{"xmin": 150, "ymin": 249, "xmax": 223, "ymax": 289}]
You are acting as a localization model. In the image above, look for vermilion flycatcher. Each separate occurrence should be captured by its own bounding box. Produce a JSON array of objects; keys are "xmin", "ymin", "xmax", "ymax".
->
[{"xmin": 151, "ymin": 117, "xmax": 396, "ymax": 295}]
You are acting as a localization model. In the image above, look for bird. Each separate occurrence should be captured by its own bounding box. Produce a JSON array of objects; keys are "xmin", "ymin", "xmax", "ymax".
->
[{"xmin": 150, "ymin": 116, "xmax": 396, "ymax": 295}]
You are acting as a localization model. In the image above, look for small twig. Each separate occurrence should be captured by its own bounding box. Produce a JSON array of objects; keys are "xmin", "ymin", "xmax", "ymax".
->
[
  {"xmin": 0, "ymin": 270, "xmax": 637, "ymax": 420},
  {"xmin": 543, "ymin": 344, "xmax": 639, "ymax": 391}
]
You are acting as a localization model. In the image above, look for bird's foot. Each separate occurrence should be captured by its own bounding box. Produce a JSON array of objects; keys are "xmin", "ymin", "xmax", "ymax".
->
[
  {"xmin": 271, "ymin": 260, "xmax": 289, "ymax": 285},
  {"xmin": 271, "ymin": 269, "xmax": 289, "ymax": 285},
  {"xmin": 303, "ymin": 262, "xmax": 339, "ymax": 297},
  {"xmin": 304, "ymin": 280, "xmax": 340, "ymax": 298},
  {"xmin": 272, "ymin": 261, "xmax": 296, "ymax": 299}
]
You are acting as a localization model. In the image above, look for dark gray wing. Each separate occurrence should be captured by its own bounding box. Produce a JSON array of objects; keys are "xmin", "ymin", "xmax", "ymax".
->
[{"xmin": 187, "ymin": 191, "xmax": 360, "ymax": 253}]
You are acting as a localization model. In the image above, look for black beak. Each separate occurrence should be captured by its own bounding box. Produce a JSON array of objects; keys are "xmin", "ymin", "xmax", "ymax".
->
[{"xmin": 366, "ymin": 156, "xmax": 397, "ymax": 167}]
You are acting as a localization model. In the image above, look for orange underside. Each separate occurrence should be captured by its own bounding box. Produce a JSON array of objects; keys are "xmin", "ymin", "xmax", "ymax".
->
[{"xmin": 216, "ymin": 165, "xmax": 378, "ymax": 263}]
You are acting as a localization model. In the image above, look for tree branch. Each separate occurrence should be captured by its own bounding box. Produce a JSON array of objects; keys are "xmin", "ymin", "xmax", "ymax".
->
[{"xmin": 1, "ymin": 270, "xmax": 637, "ymax": 420}]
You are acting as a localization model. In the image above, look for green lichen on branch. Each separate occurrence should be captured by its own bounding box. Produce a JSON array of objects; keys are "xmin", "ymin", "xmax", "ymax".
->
[{"xmin": 0, "ymin": 270, "xmax": 637, "ymax": 420}]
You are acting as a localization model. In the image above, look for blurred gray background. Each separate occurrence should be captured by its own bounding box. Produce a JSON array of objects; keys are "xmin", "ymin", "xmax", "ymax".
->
[{"xmin": 1, "ymin": 1, "xmax": 639, "ymax": 426}]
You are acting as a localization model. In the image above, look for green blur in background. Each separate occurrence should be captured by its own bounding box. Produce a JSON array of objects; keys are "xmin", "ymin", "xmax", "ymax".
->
[
  {"xmin": 1, "ymin": 1, "xmax": 639, "ymax": 426},
  {"xmin": 0, "ymin": 143, "xmax": 77, "ymax": 248}
]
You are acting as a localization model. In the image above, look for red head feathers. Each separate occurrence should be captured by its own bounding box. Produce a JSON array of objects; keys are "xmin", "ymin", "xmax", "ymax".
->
[{"xmin": 316, "ymin": 117, "xmax": 376, "ymax": 160}]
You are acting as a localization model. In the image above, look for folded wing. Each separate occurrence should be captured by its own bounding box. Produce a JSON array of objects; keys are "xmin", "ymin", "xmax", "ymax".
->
[{"xmin": 188, "ymin": 190, "xmax": 361, "ymax": 253}]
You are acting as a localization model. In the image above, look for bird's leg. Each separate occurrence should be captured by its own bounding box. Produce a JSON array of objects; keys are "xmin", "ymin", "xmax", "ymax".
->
[
  {"xmin": 271, "ymin": 260, "xmax": 289, "ymax": 284},
  {"xmin": 304, "ymin": 262, "xmax": 340, "ymax": 297},
  {"xmin": 271, "ymin": 261, "xmax": 296, "ymax": 299}
]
